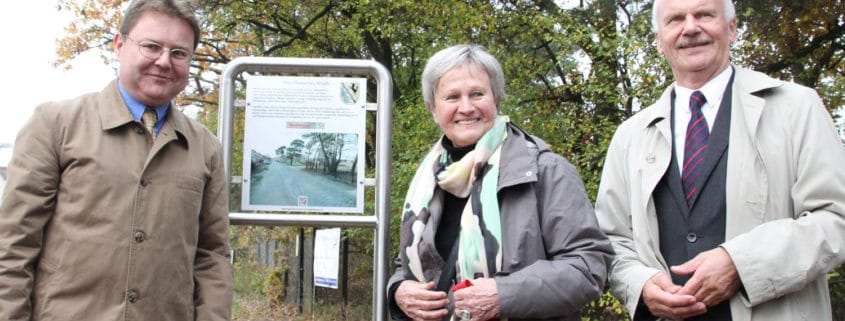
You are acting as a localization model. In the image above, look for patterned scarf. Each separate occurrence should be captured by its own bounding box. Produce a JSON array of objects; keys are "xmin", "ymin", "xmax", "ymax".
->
[{"xmin": 401, "ymin": 115, "xmax": 509, "ymax": 285}]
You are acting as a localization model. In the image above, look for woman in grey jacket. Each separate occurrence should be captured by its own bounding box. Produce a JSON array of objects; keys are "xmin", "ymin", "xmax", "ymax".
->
[{"xmin": 387, "ymin": 44, "xmax": 613, "ymax": 321}]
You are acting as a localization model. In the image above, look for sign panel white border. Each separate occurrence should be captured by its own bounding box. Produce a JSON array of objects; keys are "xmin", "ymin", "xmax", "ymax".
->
[{"xmin": 242, "ymin": 76, "xmax": 366, "ymax": 213}]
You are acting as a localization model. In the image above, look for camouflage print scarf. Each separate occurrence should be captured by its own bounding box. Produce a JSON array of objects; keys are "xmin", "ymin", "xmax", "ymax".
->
[{"xmin": 401, "ymin": 116, "xmax": 508, "ymax": 286}]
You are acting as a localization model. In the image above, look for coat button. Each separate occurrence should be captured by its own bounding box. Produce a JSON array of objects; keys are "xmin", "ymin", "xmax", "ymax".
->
[
  {"xmin": 140, "ymin": 179, "xmax": 151, "ymax": 187},
  {"xmin": 127, "ymin": 290, "xmax": 140, "ymax": 303},
  {"xmin": 134, "ymin": 230, "xmax": 146, "ymax": 243},
  {"xmin": 686, "ymin": 233, "xmax": 698, "ymax": 243}
]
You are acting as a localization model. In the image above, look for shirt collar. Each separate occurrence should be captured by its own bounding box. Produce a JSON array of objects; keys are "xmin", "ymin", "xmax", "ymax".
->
[
  {"xmin": 117, "ymin": 80, "xmax": 169, "ymax": 125},
  {"xmin": 674, "ymin": 66, "xmax": 734, "ymax": 114}
]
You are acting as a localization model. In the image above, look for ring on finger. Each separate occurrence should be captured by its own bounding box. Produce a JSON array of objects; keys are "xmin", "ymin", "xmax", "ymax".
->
[{"xmin": 459, "ymin": 309, "xmax": 472, "ymax": 321}]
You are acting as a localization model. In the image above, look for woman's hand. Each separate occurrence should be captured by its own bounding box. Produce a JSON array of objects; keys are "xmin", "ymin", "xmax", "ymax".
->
[
  {"xmin": 453, "ymin": 278, "xmax": 500, "ymax": 321},
  {"xmin": 396, "ymin": 280, "xmax": 450, "ymax": 321}
]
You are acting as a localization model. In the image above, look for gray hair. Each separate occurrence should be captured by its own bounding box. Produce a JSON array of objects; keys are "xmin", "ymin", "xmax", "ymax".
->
[
  {"xmin": 120, "ymin": 0, "xmax": 200, "ymax": 49},
  {"xmin": 652, "ymin": 0, "xmax": 736, "ymax": 32},
  {"xmin": 421, "ymin": 44, "xmax": 506, "ymax": 111}
]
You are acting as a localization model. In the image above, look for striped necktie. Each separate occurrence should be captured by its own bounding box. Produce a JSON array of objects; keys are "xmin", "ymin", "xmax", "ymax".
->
[
  {"xmin": 142, "ymin": 108, "xmax": 157, "ymax": 141},
  {"xmin": 682, "ymin": 91, "xmax": 708, "ymax": 207}
]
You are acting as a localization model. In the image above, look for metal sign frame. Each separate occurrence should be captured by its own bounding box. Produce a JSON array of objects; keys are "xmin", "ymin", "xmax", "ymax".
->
[{"xmin": 217, "ymin": 57, "xmax": 392, "ymax": 321}]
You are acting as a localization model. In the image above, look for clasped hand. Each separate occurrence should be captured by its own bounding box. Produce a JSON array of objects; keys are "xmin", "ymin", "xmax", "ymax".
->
[
  {"xmin": 453, "ymin": 277, "xmax": 499, "ymax": 321},
  {"xmin": 641, "ymin": 247, "xmax": 740, "ymax": 320},
  {"xmin": 396, "ymin": 280, "xmax": 449, "ymax": 321},
  {"xmin": 396, "ymin": 278, "xmax": 500, "ymax": 321}
]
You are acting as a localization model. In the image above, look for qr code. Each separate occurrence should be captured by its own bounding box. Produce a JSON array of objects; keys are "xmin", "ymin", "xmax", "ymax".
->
[{"xmin": 298, "ymin": 196, "xmax": 308, "ymax": 206}]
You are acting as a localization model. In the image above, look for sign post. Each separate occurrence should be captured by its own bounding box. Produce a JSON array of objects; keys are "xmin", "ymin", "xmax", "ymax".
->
[{"xmin": 218, "ymin": 57, "xmax": 392, "ymax": 321}]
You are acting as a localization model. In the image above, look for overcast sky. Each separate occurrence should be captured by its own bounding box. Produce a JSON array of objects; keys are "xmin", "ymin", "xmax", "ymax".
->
[{"xmin": 0, "ymin": 2, "xmax": 115, "ymax": 146}]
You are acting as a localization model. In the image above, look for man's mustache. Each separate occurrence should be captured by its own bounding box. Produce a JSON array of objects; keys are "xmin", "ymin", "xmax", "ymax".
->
[{"xmin": 677, "ymin": 36, "xmax": 713, "ymax": 49}]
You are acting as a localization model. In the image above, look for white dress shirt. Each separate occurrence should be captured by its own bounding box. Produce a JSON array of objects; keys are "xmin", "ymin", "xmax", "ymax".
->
[{"xmin": 673, "ymin": 67, "xmax": 734, "ymax": 172}]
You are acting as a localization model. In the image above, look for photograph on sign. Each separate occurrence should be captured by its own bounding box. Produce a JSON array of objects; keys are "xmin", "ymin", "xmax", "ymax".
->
[
  {"xmin": 242, "ymin": 76, "xmax": 366, "ymax": 213},
  {"xmin": 313, "ymin": 227, "xmax": 341, "ymax": 289}
]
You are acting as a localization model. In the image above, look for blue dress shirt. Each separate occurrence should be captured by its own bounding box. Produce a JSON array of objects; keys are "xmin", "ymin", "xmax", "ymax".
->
[{"xmin": 117, "ymin": 80, "xmax": 169, "ymax": 134}]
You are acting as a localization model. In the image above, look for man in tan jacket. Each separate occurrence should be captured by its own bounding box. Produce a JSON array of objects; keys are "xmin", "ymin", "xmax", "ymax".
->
[
  {"xmin": 595, "ymin": 0, "xmax": 845, "ymax": 320},
  {"xmin": 0, "ymin": 1, "xmax": 232, "ymax": 320}
]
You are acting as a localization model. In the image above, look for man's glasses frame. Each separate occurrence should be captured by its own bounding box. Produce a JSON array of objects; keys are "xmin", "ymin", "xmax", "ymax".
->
[{"xmin": 122, "ymin": 34, "xmax": 193, "ymax": 62}]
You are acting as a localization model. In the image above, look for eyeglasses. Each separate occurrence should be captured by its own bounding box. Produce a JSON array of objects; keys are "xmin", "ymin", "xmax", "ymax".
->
[{"xmin": 123, "ymin": 34, "xmax": 193, "ymax": 62}]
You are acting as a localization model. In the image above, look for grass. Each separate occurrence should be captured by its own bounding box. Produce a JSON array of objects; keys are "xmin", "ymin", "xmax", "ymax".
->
[{"xmin": 233, "ymin": 291, "xmax": 370, "ymax": 321}]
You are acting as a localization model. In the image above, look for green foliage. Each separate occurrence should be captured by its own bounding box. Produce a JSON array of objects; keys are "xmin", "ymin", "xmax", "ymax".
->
[
  {"xmin": 582, "ymin": 290, "xmax": 630, "ymax": 321},
  {"xmin": 262, "ymin": 265, "xmax": 288, "ymax": 304},
  {"xmin": 831, "ymin": 265, "xmax": 845, "ymax": 320},
  {"xmin": 388, "ymin": 93, "xmax": 441, "ymax": 257},
  {"xmin": 734, "ymin": 0, "xmax": 845, "ymax": 114}
]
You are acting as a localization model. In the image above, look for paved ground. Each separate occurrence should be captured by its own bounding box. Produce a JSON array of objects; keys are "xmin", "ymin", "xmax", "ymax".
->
[{"xmin": 249, "ymin": 160, "xmax": 356, "ymax": 207}]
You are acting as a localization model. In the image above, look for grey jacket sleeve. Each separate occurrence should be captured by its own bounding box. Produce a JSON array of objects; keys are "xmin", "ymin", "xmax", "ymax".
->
[
  {"xmin": 496, "ymin": 152, "xmax": 614, "ymax": 318},
  {"xmin": 387, "ymin": 256, "xmax": 412, "ymax": 320}
]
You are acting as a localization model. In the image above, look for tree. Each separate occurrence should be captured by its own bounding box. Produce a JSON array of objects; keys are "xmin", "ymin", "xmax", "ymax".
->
[
  {"xmin": 286, "ymin": 138, "xmax": 304, "ymax": 165},
  {"xmin": 734, "ymin": 0, "xmax": 845, "ymax": 113},
  {"xmin": 302, "ymin": 132, "xmax": 345, "ymax": 177}
]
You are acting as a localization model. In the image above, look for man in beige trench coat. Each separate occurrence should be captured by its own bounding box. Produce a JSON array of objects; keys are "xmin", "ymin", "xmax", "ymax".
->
[
  {"xmin": 0, "ymin": 0, "xmax": 232, "ymax": 320},
  {"xmin": 595, "ymin": 0, "xmax": 845, "ymax": 320}
]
